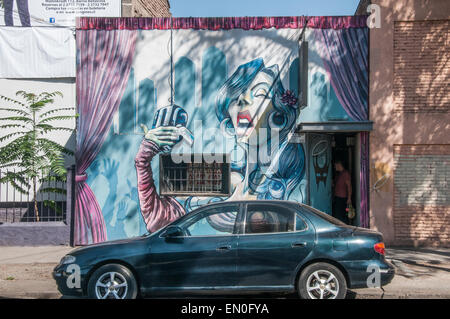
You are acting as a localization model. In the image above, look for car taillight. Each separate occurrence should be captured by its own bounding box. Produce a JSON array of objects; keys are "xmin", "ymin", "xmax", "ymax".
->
[{"xmin": 374, "ymin": 242, "xmax": 385, "ymax": 255}]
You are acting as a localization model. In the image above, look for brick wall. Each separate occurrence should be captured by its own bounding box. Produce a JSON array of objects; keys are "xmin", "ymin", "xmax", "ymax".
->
[
  {"xmin": 393, "ymin": 145, "xmax": 450, "ymax": 247},
  {"xmin": 122, "ymin": 0, "xmax": 171, "ymax": 17},
  {"xmin": 393, "ymin": 20, "xmax": 450, "ymax": 113}
]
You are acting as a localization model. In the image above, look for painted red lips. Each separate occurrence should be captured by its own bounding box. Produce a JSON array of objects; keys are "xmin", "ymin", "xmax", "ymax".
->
[{"xmin": 237, "ymin": 110, "xmax": 253, "ymax": 128}]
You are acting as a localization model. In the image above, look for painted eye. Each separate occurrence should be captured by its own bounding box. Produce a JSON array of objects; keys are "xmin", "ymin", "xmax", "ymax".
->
[
  {"xmin": 253, "ymin": 88, "xmax": 268, "ymax": 97},
  {"xmin": 268, "ymin": 111, "xmax": 287, "ymax": 129}
]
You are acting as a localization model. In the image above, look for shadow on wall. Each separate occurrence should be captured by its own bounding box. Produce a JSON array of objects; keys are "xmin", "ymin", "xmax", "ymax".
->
[{"xmin": 370, "ymin": 0, "xmax": 450, "ymax": 247}]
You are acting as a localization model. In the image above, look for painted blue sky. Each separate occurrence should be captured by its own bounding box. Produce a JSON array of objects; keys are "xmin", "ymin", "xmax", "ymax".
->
[{"xmin": 170, "ymin": 0, "xmax": 362, "ymax": 17}]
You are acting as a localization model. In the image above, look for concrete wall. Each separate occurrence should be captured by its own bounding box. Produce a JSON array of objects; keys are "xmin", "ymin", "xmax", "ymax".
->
[{"xmin": 368, "ymin": 0, "xmax": 450, "ymax": 247}]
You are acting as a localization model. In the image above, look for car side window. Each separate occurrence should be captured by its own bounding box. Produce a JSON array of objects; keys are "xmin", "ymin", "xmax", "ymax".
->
[
  {"xmin": 245, "ymin": 204, "xmax": 295, "ymax": 234},
  {"xmin": 183, "ymin": 205, "xmax": 239, "ymax": 237},
  {"xmin": 296, "ymin": 213, "xmax": 307, "ymax": 231}
]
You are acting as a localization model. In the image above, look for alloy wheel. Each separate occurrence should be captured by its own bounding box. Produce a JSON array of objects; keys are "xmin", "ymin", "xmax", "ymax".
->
[
  {"xmin": 95, "ymin": 271, "xmax": 129, "ymax": 299},
  {"xmin": 306, "ymin": 270, "xmax": 339, "ymax": 299}
]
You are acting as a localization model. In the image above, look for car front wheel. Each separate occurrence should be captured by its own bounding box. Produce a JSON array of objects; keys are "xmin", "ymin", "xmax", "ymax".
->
[
  {"xmin": 87, "ymin": 264, "xmax": 138, "ymax": 299},
  {"xmin": 298, "ymin": 262, "xmax": 347, "ymax": 299}
]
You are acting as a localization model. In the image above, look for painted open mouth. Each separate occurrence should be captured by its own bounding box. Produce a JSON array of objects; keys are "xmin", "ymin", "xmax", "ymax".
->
[{"xmin": 237, "ymin": 111, "xmax": 253, "ymax": 130}]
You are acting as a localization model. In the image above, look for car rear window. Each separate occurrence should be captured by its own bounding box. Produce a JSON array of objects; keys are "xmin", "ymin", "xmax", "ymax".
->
[{"xmin": 299, "ymin": 204, "xmax": 347, "ymax": 226}]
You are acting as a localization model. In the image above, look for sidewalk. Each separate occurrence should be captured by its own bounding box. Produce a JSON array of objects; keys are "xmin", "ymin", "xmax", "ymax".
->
[
  {"xmin": 0, "ymin": 245, "xmax": 449, "ymax": 299},
  {"xmin": 354, "ymin": 247, "xmax": 450, "ymax": 298},
  {"xmin": 0, "ymin": 245, "xmax": 73, "ymax": 299}
]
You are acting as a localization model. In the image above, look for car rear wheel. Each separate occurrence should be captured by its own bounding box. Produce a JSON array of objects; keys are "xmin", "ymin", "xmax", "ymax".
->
[
  {"xmin": 298, "ymin": 262, "xmax": 347, "ymax": 299},
  {"xmin": 87, "ymin": 264, "xmax": 138, "ymax": 299}
]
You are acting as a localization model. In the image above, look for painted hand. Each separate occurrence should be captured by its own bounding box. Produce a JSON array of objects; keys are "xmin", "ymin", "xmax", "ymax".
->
[
  {"xmin": 140, "ymin": 124, "xmax": 180, "ymax": 148},
  {"xmin": 116, "ymin": 200, "xmax": 130, "ymax": 222},
  {"xmin": 101, "ymin": 159, "xmax": 119, "ymax": 185}
]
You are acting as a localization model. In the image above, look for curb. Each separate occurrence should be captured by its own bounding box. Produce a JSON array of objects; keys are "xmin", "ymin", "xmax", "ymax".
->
[{"xmin": 0, "ymin": 292, "xmax": 61, "ymax": 299}]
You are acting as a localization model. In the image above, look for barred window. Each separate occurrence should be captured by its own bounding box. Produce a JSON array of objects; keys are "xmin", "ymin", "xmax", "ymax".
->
[{"xmin": 160, "ymin": 154, "xmax": 231, "ymax": 196}]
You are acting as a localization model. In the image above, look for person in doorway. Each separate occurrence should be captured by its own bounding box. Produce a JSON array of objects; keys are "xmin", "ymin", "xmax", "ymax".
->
[
  {"xmin": 3, "ymin": 0, "xmax": 31, "ymax": 27},
  {"xmin": 333, "ymin": 160, "xmax": 352, "ymax": 224}
]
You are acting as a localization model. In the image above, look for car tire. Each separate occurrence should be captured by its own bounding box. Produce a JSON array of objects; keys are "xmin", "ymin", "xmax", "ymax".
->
[
  {"xmin": 298, "ymin": 262, "xmax": 347, "ymax": 299},
  {"xmin": 87, "ymin": 264, "xmax": 138, "ymax": 299}
]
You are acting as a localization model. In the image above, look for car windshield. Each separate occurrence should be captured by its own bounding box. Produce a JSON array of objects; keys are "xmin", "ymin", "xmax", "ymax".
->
[{"xmin": 299, "ymin": 204, "xmax": 347, "ymax": 227}]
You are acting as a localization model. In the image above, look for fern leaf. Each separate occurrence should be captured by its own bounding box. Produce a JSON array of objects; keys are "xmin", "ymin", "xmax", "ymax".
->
[
  {"xmin": 0, "ymin": 124, "xmax": 28, "ymax": 129},
  {"xmin": 0, "ymin": 108, "xmax": 29, "ymax": 116},
  {"xmin": 39, "ymin": 115, "xmax": 76, "ymax": 124},
  {"xmin": 0, "ymin": 117, "xmax": 32, "ymax": 123},
  {"xmin": 0, "ymin": 95, "xmax": 26, "ymax": 107},
  {"xmin": 0, "ymin": 131, "xmax": 27, "ymax": 143},
  {"xmin": 39, "ymin": 108, "xmax": 76, "ymax": 119}
]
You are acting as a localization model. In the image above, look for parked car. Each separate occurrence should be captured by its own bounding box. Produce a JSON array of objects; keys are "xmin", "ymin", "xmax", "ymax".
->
[{"xmin": 53, "ymin": 200, "xmax": 395, "ymax": 299}]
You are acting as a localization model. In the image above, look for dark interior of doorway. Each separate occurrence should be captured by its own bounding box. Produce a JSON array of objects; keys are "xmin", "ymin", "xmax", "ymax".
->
[{"xmin": 331, "ymin": 133, "xmax": 358, "ymax": 226}]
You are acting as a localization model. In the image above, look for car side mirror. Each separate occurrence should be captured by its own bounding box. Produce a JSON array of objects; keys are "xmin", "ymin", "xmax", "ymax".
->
[{"xmin": 163, "ymin": 225, "xmax": 184, "ymax": 238}]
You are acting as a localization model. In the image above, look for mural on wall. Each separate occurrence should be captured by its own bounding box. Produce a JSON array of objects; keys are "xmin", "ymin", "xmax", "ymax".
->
[
  {"xmin": 75, "ymin": 17, "xmax": 369, "ymax": 245},
  {"xmin": 308, "ymin": 133, "xmax": 332, "ymax": 214}
]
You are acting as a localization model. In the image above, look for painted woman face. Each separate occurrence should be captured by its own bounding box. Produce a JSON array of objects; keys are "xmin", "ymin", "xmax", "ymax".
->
[{"xmin": 227, "ymin": 71, "xmax": 274, "ymax": 142}]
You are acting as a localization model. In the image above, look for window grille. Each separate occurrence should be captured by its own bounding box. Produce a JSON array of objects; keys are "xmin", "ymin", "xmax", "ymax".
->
[{"xmin": 160, "ymin": 154, "xmax": 230, "ymax": 196}]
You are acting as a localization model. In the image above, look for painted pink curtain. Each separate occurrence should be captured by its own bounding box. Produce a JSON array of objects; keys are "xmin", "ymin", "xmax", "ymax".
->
[
  {"xmin": 75, "ymin": 29, "xmax": 138, "ymax": 245},
  {"xmin": 77, "ymin": 16, "xmax": 368, "ymax": 31}
]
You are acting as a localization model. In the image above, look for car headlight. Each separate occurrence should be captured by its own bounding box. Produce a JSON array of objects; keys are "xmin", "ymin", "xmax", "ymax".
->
[{"xmin": 59, "ymin": 255, "xmax": 76, "ymax": 265}]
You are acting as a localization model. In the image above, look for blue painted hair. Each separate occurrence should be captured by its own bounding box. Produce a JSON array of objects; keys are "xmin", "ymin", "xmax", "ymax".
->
[{"xmin": 215, "ymin": 58, "xmax": 306, "ymax": 200}]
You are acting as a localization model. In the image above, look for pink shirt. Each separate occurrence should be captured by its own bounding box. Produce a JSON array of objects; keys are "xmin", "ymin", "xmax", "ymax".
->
[
  {"xmin": 135, "ymin": 139, "xmax": 185, "ymax": 233},
  {"xmin": 334, "ymin": 170, "xmax": 351, "ymax": 198}
]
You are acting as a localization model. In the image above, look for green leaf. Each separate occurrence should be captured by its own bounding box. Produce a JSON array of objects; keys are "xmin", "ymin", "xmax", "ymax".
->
[
  {"xmin": 0, "ymin": 95, "xmax": 26, "ymax": 107},
  {"xmin": 43, "ymin": 200, "xmax": 64, "ymax": 215},
  {"xmin": 39, "ymin": 108, "xmax": 76, "ymax": 119},
  {"xmin": 35, "ymin": 124, "xmax": 74, "ymax": 134},
  {"xmin": 0, "ymin": 108, "xmax": 29, "ymax": 116},
  {"xmin": 0, "ymin": 162, "xmax": 23, "ymax": 169},
  {"xmin": 0, "ymin": 124, "xmax": 28, "ymax": 129},
  {"xmin": 37, "ymin": 138, "xmax": 74, "ymax": 155},
  {"xmin": 39, "ymin": 115, "xmax": 76, "ymax": 124},
  {"xmin": 0, "ymin": 117, "xmax": 32, "ymax": 123},
  {"xmin": 0, "ymin": 131, "xmax": 28, "ymax": 143}
]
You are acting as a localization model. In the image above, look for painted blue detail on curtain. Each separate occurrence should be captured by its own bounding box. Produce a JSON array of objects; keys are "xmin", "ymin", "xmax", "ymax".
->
[
  {"xmin": 138, "ymin": 78, "xmax": 156, "ymax": 130},
  {"xmin": 175, "ymin": 57, "xmax": 196, "ymax": 131},
  {"xmin": 119, "ymin": 68, "xmax": 136, "ymax": 134}
]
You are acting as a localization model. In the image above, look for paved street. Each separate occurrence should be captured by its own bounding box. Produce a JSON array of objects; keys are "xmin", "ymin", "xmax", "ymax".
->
[{"xmin": 0, "ymin": 246, "xmax": 449, "ymax": 299}]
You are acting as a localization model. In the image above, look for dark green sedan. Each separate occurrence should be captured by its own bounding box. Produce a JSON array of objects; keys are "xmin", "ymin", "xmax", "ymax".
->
[{"xmin": 53, "ymin": 200, "xmax": 395, "ymax": 299}]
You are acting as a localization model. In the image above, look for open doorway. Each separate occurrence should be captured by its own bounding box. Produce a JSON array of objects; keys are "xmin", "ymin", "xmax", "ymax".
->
[{"xmin": 331, "ymin": 133, "xmax": 360, "ymax": 226}]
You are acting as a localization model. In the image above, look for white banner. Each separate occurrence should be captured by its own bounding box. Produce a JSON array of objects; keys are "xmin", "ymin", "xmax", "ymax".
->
[
  {"xmin": 0, "ymin": 27, "xmax": 75, "ymax": 78},
  {"xmin": 0, "ymin": 0, "xmax": 121, "ymax": 27}
]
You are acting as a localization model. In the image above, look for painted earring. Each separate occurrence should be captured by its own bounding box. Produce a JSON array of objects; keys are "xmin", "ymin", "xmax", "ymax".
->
[{"xmin": 220, "ymin": 118, "xmax": 235, "ymax": 137}]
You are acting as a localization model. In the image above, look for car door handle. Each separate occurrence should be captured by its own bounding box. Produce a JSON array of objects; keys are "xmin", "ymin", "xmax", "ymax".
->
[
  {"xmin": 292, "ymin": 242, "xmax": 307, "ymax": 248},
  {"xmin": 216, "ymin": 245, "xmax": 232, "ymax": 251}
]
